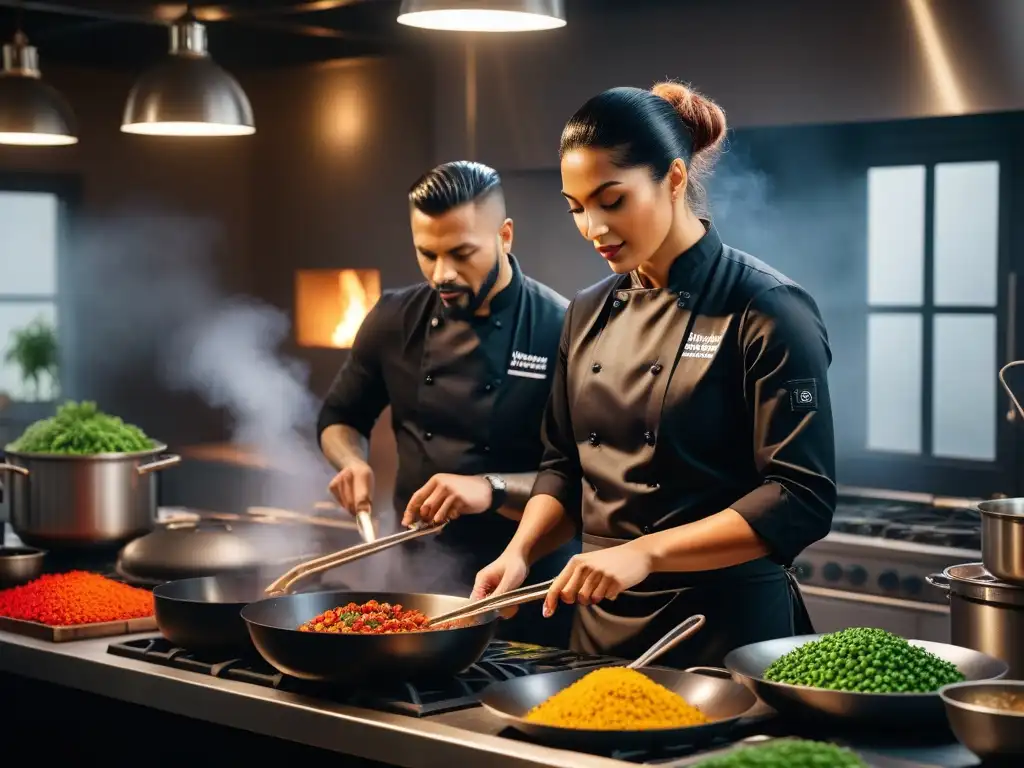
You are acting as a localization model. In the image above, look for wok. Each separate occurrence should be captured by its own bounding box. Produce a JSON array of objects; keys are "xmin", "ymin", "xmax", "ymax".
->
[
  {"xmin": 240, "ymin": 580, "xmax": 555, "ymax": 684},
  {"xmin": 722, "ymin": 634, "xmax": 1009, "ymax": 727},
  {"xmin": 153, "ymin": 523, "xmax": 444, "ymax": 654},
  {"xmin": 479, "ymin": 615, "xmax": 759, "ymax": 752}
]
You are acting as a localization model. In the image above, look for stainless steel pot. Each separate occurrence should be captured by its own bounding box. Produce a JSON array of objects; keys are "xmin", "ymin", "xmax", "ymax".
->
[
  {"xmin": 0, "ymin": 445, "xmax": 180, "ymax": 550},
  {"xmin": 927, "ymin": 563, "xmax": 1024, "ymax": 679},
  {"xmin": 940, "ymin": 679, "xmax": 1024, "ymax": 762},
  {"xmin": 977, "ymin": 498, "xmax": 1024, "ymax": 585}
]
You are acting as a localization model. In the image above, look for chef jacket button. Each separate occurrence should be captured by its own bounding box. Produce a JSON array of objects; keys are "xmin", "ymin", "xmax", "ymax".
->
[
  {"xmin": 430, "ymin": 317, "xmax": 440, "ymax": 328},
  {"xmin": 484, "ymin": 382, "xmax": 493, "ymax": 392},
  {"xmin": 588, "ymin": 432, "xmax": 600, "ymax": 446},
  {"xmin": 612, "ymin": 300, "xmax": 622, "ymax": 309},
  {"xmin": 643, "ymin": 430, "xmax": 656, "ymax": 446},
  {"xmin": 424, "ymin": 432, "xmax": 433, "ymax": 441},
  {"xmin": 650, "ymin": 363, "xmax": 663, "ymax": 375},
  {"xmin": 483, "ymin": 444, "xmax": 491, "ymax": 453},
  {"xmin": 680, "ymin": 291, "xmax": 691, "ymax": 299},
  {"xmin": 676, "ymin": 297, "xmax": 687, "ymax": 308},
  {"xmin": 424, "ymin": 374, "xmax": 434, "ymax": 385},
  {"xmin": 494, "ymin": 319, "xmax": 503, "ymax": 328},
  {"xmin": 591, "ymin": 363, "xmax": 602, "ymax": 373}
]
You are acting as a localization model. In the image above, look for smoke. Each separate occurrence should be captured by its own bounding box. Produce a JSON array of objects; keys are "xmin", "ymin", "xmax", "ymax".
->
[
  {"xmin": 68, "ymin": 209, "xmax": 478, "ymax": 595},
  {"xmin": 68, "ymin": 209, "xmax": 334, "ymax": 525}
]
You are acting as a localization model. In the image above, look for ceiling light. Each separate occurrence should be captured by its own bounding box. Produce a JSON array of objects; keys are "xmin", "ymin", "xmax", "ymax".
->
[
  {"xmin": 0, "ymin": 32, "xmax": 78, "ymax": 146},
  {"xmin": 397, "ymin": 0, "xmax": 566, "ymax": 32},
  {"xmin": 121, "ymin": 14, "xmax": 254, "ymax": 137}
]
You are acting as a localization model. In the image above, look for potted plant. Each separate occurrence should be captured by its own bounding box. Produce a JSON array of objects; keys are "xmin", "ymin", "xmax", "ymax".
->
[{"xmin": 4, "ymin": 317, "xmax": 59, "ymax": 402}]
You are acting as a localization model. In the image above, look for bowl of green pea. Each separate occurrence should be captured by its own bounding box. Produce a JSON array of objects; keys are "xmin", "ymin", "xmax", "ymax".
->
[{"xmin": 719, "ymin": 628, "xmax": 1008, "ymax": 727}]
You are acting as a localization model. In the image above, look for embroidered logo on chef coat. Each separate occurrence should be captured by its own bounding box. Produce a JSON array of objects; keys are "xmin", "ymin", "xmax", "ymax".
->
[
  {"xmin": 508, "ymin": 350, "xmax": 548, "ymax": 380},
  {"xmin": 680, "ymin": 332, "xmax": 723, "ymax": 360},
  {"xmin": 788, "ymin": 379, "xmax": 818, "ymax": 412}
]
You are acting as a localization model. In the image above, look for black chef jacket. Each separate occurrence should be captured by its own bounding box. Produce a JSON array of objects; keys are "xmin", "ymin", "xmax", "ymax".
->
[
  {"xmin": 317, "ymin": 254, "xmax": 580, "ymax": 646},
  {"xmin": 531, "ymin": 222, "xmax": 836, "ymax": 664}
]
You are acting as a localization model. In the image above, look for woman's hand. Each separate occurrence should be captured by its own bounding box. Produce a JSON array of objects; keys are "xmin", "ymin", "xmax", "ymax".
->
[
  {"xmin": 471, "ymin": 550, "xmax": 530, "ymax": 617},
  {"xmin": 543, "ymin": 539, "xmax": 654, "ymax": 617}
]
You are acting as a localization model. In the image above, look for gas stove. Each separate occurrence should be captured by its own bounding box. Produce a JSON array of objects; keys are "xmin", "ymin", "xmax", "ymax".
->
[
  {"xmin": 108, "ymin": 637, "xmax": 620, "ymax": 717},
  {"xmin": 795, "ymin": 489, "xmax": 982, "ymax": 608}
]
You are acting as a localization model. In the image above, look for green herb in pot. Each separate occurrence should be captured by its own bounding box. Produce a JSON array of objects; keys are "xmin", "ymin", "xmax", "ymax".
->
[
  {"xmin": 697, "ymin": 738, "xmax": 867, "ymax": 767},
  {"xmin": 6, "ymin": 400, "xmax": 155, "ymax": 455}
]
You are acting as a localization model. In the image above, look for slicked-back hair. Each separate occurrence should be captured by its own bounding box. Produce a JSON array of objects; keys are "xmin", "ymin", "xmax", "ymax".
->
[{"xmin": 408, "ymin": 160, "xmax": 505, "ymax": 217}]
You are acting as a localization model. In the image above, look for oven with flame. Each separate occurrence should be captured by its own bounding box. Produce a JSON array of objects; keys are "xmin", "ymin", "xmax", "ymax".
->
[{"xmin": 295, "ymin": 269, "xmax": 381, "ymax": 349}]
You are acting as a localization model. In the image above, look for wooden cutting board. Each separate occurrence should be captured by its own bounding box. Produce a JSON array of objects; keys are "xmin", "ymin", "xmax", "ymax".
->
[{"xmin": 0, "ymin": 614, "xmax": 157, "ymax": 642}]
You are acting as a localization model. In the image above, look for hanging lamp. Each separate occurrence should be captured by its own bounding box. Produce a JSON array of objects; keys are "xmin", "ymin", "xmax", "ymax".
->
[
  {"xmin": 121, "ymin": 13, "xmax": 254, "ymax": 137},
  {"xmin": 397, "ymin": 0, "xmax": 566, "ymax": 32},
  {"xmin": 0, "ymin": 31, "xmax": 77, "ymax": 146}
]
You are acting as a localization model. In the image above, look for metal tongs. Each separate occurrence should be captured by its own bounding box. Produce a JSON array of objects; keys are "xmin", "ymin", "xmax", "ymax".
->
[
  {"xmin": 264, "ymin": 521, "xmax": 445, "ymax": 596},
  {"xmin": 626, "ymin": 613, "xmax": 705, "ymax": 669},
  {"xmin": 425, "ymin": 578, "xmax": 558, "ymax": 627}
]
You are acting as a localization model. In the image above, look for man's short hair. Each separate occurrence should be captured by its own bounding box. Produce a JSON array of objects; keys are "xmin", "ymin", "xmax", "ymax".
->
[{"xmin": 408, "ymin": 160, "xmax": 504, "ymax": 216}]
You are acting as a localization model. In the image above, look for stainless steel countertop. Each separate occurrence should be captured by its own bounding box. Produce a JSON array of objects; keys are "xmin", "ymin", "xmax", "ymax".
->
[{"xmin": 0, "ymin": 629, "xmax": 982, "ymax": 768}]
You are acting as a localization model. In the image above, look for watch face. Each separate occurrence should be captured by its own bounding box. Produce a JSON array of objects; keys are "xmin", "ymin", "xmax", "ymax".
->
[{"xmin": 490, "ymin": 475, "xmax": 506, "ymax": 491}]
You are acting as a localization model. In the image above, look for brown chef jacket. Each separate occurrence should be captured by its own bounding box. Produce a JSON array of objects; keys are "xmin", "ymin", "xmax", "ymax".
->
[{"xmin": 531, "ymin": 221, "xmax": 837, "ymax": 665}]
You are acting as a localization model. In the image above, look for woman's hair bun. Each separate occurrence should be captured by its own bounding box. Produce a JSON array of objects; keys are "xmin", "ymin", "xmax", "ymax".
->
[{"xmin": 651, "ymin": 81, "xmax": 727, "ymax": 156}]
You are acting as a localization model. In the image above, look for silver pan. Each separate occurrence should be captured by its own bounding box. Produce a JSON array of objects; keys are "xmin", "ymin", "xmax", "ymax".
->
[
  {"xmin": 722, "ymin": 634, "xmax": 1009, "ymax": 727},
  {"xmin": 479, "ymin": 615, "xmax": 760, "ymax": 751}
]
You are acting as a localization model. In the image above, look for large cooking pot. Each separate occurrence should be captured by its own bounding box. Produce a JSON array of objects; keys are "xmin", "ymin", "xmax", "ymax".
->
[
  {"xmin": 0, "ymin": 444, "xmax": 180, "ymax": 550},
  {"xmin": 927, "ymin": 563, "xmax": 1024, "ymax": 679},
  {"xmin": 977, "ymin": 498, "xmax": 1024, "ymax": 585}
]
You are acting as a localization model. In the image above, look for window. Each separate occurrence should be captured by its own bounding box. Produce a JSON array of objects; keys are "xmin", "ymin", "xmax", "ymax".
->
[
  {"xmin": 0, "ymin": 191, "xmax": 61, "ymax": 401},
  {"xmin": 865, "ymin": 161, "xmax": 1000, "ymax": 461}
]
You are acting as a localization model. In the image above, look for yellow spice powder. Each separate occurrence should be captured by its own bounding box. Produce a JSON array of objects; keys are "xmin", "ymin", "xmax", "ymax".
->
[{"xmin": 523, "ymin": 667, "xmax": 709, "ymax": 730}]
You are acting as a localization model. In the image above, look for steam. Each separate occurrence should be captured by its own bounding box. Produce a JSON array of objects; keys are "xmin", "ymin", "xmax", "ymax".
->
[{"xmin": 67, "ymin": 209, "xmax": 478, "ymax": 595}]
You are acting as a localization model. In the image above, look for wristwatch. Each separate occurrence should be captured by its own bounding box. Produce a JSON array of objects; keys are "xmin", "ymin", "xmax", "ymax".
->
[{"xmin": 483, "ymin": 474, "xmax": 507, "ymax": 511}]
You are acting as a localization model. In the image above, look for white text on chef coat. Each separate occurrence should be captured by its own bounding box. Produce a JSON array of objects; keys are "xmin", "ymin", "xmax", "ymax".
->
[
  {"xmin": 508, "ymin": 351, "xmax": 549, "ymax": 380},
  {"xmin": 680, "ymin": 333, "xmax": 723, "ymax": 360}
]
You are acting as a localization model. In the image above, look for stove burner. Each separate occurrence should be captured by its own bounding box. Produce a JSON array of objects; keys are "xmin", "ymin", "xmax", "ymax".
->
[
  {"xmin": 832, "ymin": 498, "xmax": 980, "ymax": 549},
  {"xmin": 107, "ymin": 637, "xmax": 615, "ymax": 717}
]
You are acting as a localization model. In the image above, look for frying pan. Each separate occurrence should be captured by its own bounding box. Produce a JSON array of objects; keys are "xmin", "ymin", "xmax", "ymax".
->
[
  {"xmin": 721, "ymin": 634, "xmax": 1009, "ymax": 727},
  {"xmin": 240, "ymin": 580, "xmax": 555, "ymax": 684},
  {"xmin": 479, "ymin": 616, "xmax": 759, "ymax": 752},
  {"xmin": 152, "ymin": 523, "xmax": 444, "ymax": 654}
]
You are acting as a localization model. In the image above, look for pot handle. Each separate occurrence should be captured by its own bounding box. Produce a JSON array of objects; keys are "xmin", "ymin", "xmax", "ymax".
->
[
  {"xmin": 136, "ymin": 455, "xmax": 181, "ymax": 475},
  {"xmin": 998, "ymin": 360, "xmax": 1024, "ymax": 422},
  {"xmin": 683, "ymin": 666, "xmax": 735, "ymax": 680},
  {"xmin": 0, "ymin": 463, "xmax": 29, "ymax": 477},
  {"xmin": 926, "ymin": 573, "xmax": 950, "ymax": 592}
]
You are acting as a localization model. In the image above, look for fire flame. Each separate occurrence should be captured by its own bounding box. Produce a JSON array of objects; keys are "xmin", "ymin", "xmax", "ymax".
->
[{"xmin": 331, "ymin": 270, "xmax": 372, "ymax": 348}]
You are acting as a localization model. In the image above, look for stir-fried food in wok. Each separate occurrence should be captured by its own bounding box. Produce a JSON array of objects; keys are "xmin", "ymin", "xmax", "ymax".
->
[
  {"xmin": 298, "ymin": 600, "xmax": 455, "ymax": 634},
  {"xmin": 524, "ymin": 667, "xmax": 709, "ymax": 730}
]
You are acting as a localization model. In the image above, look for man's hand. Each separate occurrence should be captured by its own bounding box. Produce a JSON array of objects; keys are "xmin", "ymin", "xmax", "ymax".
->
[
  {"xmin": 328, "ymin": 461, "xmax": 375, "ymax": 517},
  {"xmin": 402, "ymin": 473, "xmax": 493, "ymax": 527}
]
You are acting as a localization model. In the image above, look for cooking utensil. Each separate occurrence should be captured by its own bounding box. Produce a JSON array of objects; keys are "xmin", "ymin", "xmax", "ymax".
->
[
  {"xmin": 0, "ymin": 545, "xmax": 45, "ymax": 588},
  {"xmin": 240, "ymin": 580, "xmax": 556, "ymax": 684},
  {"xmin": 152, "ymin": 522, "xmax": 443, "ymax": 653},
  {"xmin": 720, "ymin": 634, "xmax": 1008, "ymax": 727},
  {"xmin": 975, "ymin": 499, "xmax": 1024, "ymax": 585},
  {"xmin": 479, "ymin": 615, "xmax": 758, "ymax": 751},
  {"xmin": 0, "ymin": 444, "xmax": 180, "ymax": 550},
  {"xmin": 263, "ymin": 521, "xmax": 444, "ymax": 594},
  {"xmin": 940, "ymin": 679, "xmax": 1024, "ymax": 763},
  {"xmin": 927, "ymin": 563, "xmax": 1024, "ymax": 678},
  {"xmin": 355, "ymin": 511, "xmax": 375, "ymax": 543}
]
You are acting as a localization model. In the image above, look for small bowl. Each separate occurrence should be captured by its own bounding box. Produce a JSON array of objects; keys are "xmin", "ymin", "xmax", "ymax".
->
[
  {"xmin": 0, "ymin": 546, "xmax": 46, "ymax": 589},
  {"xmin": 940, "ymin": 680, "xmax": 1024, "ymax": 764}
]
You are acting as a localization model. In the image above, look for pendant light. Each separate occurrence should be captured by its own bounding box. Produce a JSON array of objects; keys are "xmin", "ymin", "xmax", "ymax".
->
[
  {"xmin": 397, "ymin": 0, "xmax": 566, "ymax": 32},
  {"xmin": 121, "ymin": 13, "xmax": 254, "ymax": 137},
  {"xmin": 0, "ymin": 31, "xmax": 77, "ymax": 146}
]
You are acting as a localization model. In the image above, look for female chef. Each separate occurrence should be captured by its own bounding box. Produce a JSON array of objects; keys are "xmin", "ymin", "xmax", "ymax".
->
[{"xmin": 470, "ymin": 82, "xmax": 837, "ymax": 666}]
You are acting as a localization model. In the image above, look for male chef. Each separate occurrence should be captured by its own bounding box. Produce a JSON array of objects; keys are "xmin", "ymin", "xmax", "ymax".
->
[{"xmin": 317, "ymin": 160, "xmax": 579, "ymax": 647}]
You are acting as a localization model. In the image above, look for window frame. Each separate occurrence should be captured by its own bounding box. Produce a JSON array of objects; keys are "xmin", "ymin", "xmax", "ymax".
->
[
  {"xmin": 842, "ymin": 125, "xmax": 1020, "ymax": 499},
  {"xmin": 0, "ymin": 172, "xmax": 81, "ymax": 402}
]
